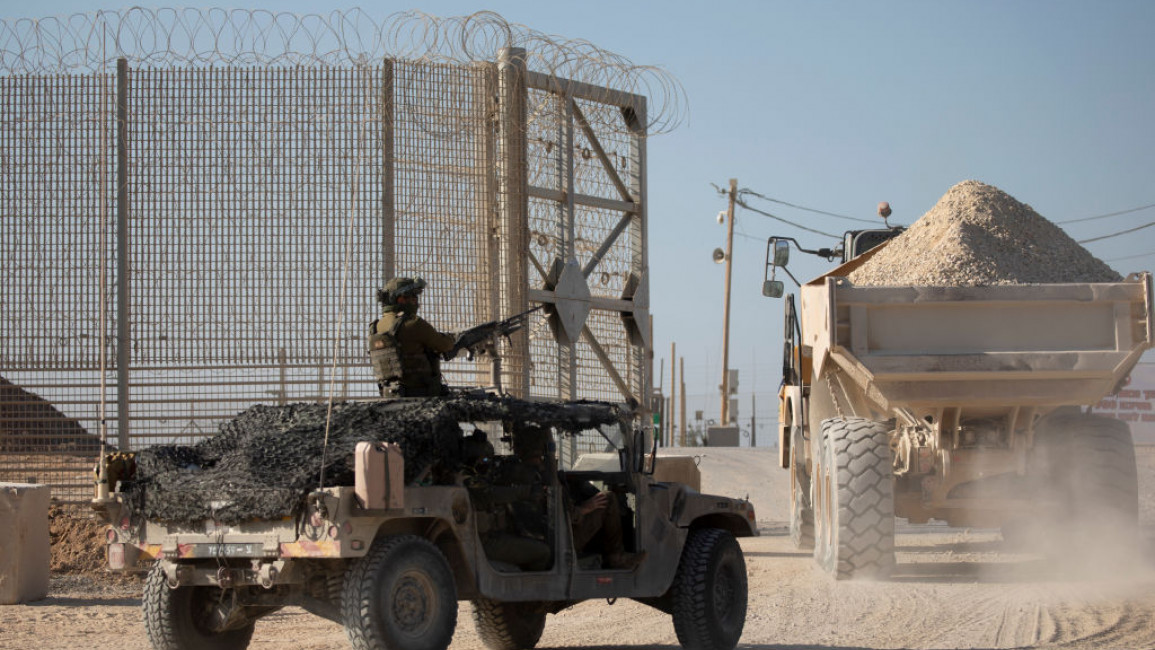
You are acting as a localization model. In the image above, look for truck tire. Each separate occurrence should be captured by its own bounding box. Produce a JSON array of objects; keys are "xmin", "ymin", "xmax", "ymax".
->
[
  {"xmin": 789, "ymin": 425, "xmax": 814, "ymax": 550},
  {"xmin": 1007, "ymin": 407, "xmax": 1083, "ymax": 547},
  {"xmin": 1031, "ymin": 412, "xmax": 1139, "ymax": 555},
  {"xmin": 671, "ymin": 528, "xmax": 748, "ymax": 650},
  {"xmin": 471, "ymin": 599, "xmax": 546, "ymax": 650},
  {"xmin": 1069, "ymin": 415, "xmax": 1139, "ymax": 534},
  {"xmin": 813, "ymin": 418, "xmax": 894, "ymax": 580},
  {"xmin": 142, "ymin": 563, "xmax": 255, "ymax": 650},
  {"xmin": 342, "ymin": 535, "xmax": 457, "ymax": 650}
]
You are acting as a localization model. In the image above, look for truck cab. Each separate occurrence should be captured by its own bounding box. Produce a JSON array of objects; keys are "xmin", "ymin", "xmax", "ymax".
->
[{"xmin": 762, "ymin": 226, "xmax": 905, "ymax": 299}]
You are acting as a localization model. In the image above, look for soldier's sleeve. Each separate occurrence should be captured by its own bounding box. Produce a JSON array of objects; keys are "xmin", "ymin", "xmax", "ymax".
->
[{"xmin": 411, "ymin": 317, "xmax": 456, "ymax": 353}]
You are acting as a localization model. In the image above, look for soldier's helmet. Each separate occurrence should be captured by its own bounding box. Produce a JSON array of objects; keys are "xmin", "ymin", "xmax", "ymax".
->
[{"xmin": 377, "ymin": 277, "xmax": 427, "ymax": 305}]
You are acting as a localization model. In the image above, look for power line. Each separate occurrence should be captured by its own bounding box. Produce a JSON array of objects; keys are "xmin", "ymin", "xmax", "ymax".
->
[
  {"xmin": 1105, "ymin": 250, "xmax": 1155, "ymax": 262},
  {"xmin": 735, "ymin": 185, "xmax": 1155, "ymax": 229},
  {"xmin": 738, "ymin": 188, "xmax": 878, "ymax": 224},
  {"xmin": 728, "ymin": 184, "xmax": 1155, "ymax": 244},
  {"xmin": 1058, "ymin": 203, "xmax": 1155, "ymax": 225},
  {"xmin": 734, "ymin": 197, "xmax": 841, "ymax": 239},
  {"xmin": 1077, "ymin": 220, "xmax": 1155, "ymax": 244}
]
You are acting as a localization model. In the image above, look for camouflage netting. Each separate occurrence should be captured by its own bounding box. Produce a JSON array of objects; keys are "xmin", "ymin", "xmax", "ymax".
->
[{"xmin": 123, "ymin": 393, "xmax": 623, "ymax": 525}]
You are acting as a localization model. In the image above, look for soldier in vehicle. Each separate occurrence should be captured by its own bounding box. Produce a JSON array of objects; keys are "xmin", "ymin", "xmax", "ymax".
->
[
  {"xmin": 466, "ymin": 425, "xmax": 553, "ymax": 571},
  {"xmin": 367, "ymin": 277, "xmax": 457, "ymax": 397},
  {"xmin": 567, "ymin": 472, "xmax": 646, "ymax": 571},
  {"xmin": 516, "ymin": 425, "xmax": 645, "ymax": 571}
]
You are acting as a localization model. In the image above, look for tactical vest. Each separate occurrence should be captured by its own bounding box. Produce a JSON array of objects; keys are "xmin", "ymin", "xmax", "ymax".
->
[{"xmin": 367, "ymin": 315, "xmax": 406, "ymax": 386}]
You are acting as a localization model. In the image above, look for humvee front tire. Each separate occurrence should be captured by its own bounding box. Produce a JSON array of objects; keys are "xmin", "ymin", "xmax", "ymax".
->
[
  {"xmin": 472, "ymin": 598, "xmax": 546, "ymax": 650},
  {"xmin": 142, "ymin": 562, "xmax": 255, "ymax": 650},
  {"xmin": 671, "ymin": 528, "xmax": 748, "ymax": 650},
  {"xmin": 813, "ymin": 418, "xmax": 894, "ymax": 580},
  {"xmin": 342, "ymin": 535, "xmax": 457, "ymax": 650}
]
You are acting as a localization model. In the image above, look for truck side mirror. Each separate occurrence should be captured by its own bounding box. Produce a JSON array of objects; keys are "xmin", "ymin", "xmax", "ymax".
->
[
  {"xmin": 772, "ymin": 239, "xmax": 790, "ymax": 267},
  {"xmin": 762, "ymin": 280, "xmax": 784, "ymax": 298}
]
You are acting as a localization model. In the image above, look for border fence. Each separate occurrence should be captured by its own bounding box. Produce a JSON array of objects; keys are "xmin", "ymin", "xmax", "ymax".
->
[{"xmin": 0, "ymin": 9, "xmax": 682, "ymax": 503}]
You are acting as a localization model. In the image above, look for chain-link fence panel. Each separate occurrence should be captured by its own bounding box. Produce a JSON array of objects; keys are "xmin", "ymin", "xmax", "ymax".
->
[{"xmin": 1, "ymin": 9, "xmax": 665, "ymax": 505}]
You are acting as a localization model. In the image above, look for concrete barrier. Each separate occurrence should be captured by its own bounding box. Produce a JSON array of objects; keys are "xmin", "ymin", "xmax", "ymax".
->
[
  {"xmin": 706, "ymin": 425, "xmax": 740, "ymax": 447},
  {"xmin": 0, "ymin": 483, "xmax": 50, "ymax": 604}
]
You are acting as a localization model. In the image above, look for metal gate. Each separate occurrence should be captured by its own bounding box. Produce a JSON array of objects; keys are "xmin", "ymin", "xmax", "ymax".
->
[{"xmin": 0, "ymin": 10, "xmax": 656, "ymax": 504}]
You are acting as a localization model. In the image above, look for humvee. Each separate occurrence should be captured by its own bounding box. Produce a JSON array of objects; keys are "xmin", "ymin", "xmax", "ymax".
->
[{"xmin": 95, "ymin": 394, "xmax": 758, "ymax": 650}]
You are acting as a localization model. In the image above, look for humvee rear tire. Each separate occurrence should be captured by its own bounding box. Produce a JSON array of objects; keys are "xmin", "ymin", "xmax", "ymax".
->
[
  {"xmin": 142, "ymin": 563, "xmax": 255, "ymax": 650},
  {"xmin": 342, "ymin": 535, "xmax": 457, "ymax": 650},
  {"xmin": 472, "ymin": 598, "xmax": 546, "ymax": 650},
  {"xmin": 789, "ymin": 425, "xmax": 814, "ymax": 550},
  {"xmin": 813, "ymin": 418, "xmax": 894, "ymax": 580},
  {"xmin": 671, "ymin": 528, "xmax": 748, "ymax": 650}
]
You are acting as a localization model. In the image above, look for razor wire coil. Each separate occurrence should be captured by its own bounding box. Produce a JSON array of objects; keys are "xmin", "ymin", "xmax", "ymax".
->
[{"xmin": 0, "ymin": 8, "xmax": 686, "ymax": 133}]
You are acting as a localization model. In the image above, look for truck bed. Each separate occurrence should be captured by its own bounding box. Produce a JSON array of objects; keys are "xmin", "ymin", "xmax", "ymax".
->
[{"xmin": 800, "ymin": 272, "xmax": 1154, "ymax": 409}]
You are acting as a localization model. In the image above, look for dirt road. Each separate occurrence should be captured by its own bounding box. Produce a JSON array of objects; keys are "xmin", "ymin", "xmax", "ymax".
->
[{"xmin": 5, "ymin": 447, "xmax": 1155, "ymax": 650}]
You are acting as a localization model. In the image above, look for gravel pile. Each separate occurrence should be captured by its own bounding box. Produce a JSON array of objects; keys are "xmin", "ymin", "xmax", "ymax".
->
[
  {"xmin": 125, "ymin": 393, "xmax": 623, "ymax": 525},
  {"xmin": 847, "ymin": 180, "xmax": 1122, "ymax": 286}
]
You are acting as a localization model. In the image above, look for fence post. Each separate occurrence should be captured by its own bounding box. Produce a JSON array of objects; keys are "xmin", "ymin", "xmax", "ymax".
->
[
  {"xmin": 115, "ymin": 57, "xmax": 130, "ymax": 451},
  {"xmin": 479, "ymin": 60, "xmax": 501, "ymax": 389},
  {"xmin": 497, "ymin": 47, "xmax": 529, "ymax": 398},
  {"xmin": 381, "ymin": 58, "xmax": 395, "ymax": 287}
]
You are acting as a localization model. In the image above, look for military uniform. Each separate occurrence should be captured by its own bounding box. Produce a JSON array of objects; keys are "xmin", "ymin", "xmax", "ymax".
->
[
  {"xmin": 367, "ymin": 277, "xmax": 456, "ymax": 397},
  {"xmin": 467, "ymin": 453, "xmax": 553, "ymax": 571}
]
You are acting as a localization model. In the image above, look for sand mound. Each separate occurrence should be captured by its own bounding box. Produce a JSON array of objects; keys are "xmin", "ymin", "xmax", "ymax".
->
[
  {"xmin": 48, "ymin": 506, "xmax": 142, "ymax": 593},
  {"xmin": 49, "ymin": 506, "xmax": 107, "ymax": 575},
  {"xmin": 848, "ymin": 180, "xmax": 1122, "ymax": 287}
]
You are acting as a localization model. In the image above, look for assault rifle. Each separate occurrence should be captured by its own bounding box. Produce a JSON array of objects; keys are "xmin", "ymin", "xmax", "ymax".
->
[{"xmin": 446, "ymin": 305, "xmax": 544, "ymax": 361}]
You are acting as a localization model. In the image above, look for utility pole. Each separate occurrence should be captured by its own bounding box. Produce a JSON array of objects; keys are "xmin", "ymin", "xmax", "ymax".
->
[
  {"xmin": 669, "ymin": 342, "xmax": 677, "ymax": 446},
  {"xmin": 750, "ymin": 393, "xmax": 757, "ymax": 447},
  {"xmin": 679, "ymin": 357, "xmax": 687, "ymax": 446},
  {"xmin": 656, "ymin": 357, "xmax": 664, "ymax": 443},
  {"xmin": 720, "ymin": 178, "xmax": 737, "ymax": 425}
]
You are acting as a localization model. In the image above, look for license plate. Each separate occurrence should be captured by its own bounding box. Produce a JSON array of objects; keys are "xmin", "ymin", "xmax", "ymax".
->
[{"xmin": 179, "ymin": 542, "xmax": 264, "ymax": 558}]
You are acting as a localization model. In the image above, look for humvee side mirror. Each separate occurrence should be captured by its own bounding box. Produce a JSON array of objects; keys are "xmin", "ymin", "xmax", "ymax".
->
[
  {"xmin": 762, "ymin": 280, "xmax": 784, "ymax": 298},
  {"xmin": 632, "ymin": 428, "xmax": 650, "ymax": 474},
  {"xmin": 772, "ymin": 239, "xmax": 790, "ymax": 266}
]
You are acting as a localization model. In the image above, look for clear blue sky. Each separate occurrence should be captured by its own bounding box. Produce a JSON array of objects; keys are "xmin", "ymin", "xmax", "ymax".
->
[{"xmin": 8, "ymin": 1, "xmax": 1155, "ymax": 438}]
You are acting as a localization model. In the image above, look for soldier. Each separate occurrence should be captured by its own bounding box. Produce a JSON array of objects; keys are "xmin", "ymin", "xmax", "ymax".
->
[
  {"xmin": 466, "ymin": 426, "xmax": 553, "ymax": 571},
  {"xmin": 367, "ymin": 277, "xmax": 456, "ymax": 397},
  {"xmin": 518, "ymin": 425, "xmax": 645, "ymax": 571},
  {"xmin": 568, "ymin": 474, "xmax": 646, "ymax": 571}
]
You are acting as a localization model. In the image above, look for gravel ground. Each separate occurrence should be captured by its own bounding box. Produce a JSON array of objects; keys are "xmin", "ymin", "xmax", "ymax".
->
[
  {"xmin": 7, "ymin": 446, "xmax": 1155, "ymax": 650},
  {"xmin": 849, "ymin": 180, "xmax": 1122, "ymax": 287}
]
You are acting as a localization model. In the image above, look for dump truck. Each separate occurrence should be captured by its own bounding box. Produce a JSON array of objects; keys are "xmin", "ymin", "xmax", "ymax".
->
[
  {"xmin": 93, "ymin": 394, "xmax": 757, "ymax": 650},
  {"xmin": 763, "ymin": 234, "xmax": 1153, "ymax": 579}
]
